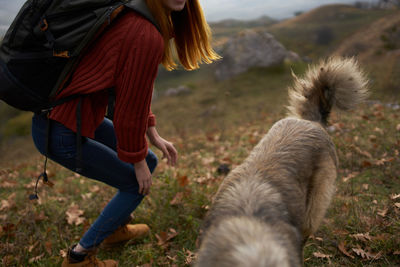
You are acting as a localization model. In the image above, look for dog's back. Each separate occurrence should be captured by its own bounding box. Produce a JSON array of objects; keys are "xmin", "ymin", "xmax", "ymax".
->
[{"xmin": 196, "ymin": 57, "xmax": 368, "ymax": 267}]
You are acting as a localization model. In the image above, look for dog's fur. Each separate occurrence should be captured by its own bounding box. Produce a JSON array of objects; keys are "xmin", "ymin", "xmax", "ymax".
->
[{"xmin": 195, "ymin": 57, "xmax": 369, "ymax": 267}]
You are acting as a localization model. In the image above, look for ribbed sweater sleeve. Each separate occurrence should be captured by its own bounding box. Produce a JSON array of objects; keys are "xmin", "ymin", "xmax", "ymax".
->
[{"xmin": 113, "ymin": 19, "xmax": 164, "ymax": 163}]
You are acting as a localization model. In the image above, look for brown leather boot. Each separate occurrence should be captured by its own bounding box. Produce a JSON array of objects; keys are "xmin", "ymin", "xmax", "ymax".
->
[
  {"xmin": 102, "ymin": 224, "xmax": 150, "ymax": 247},
  {"xmin": 61, "ymin": 246, "xmax": 118, "ymax": 267}
]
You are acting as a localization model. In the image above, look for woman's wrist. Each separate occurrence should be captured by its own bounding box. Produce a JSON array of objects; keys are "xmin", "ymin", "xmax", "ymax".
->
[
  {"xmin": 134, "ymin": 159, "xmax": 147, "ymax": 168},
  {"xmin": 146, "ymin": 126, "xmax": 159, "ymax": 143}
]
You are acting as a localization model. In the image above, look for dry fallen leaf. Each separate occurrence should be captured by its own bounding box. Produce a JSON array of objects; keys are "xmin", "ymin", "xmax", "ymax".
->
[
  {"xmin": 351, "ymin": 145, "xmax": 372, "ymax": 159},
  {"xmin": 342, "ymin": 172, "xmax": 359, "ymax": 183},
  {"xmin": 184, "ymin": 249, "xmax": 196, "ymax": 265},
  {"xmin": 391, "ymin": 194, "xmax": 400, "ymax": 200},
  {"xmin": 352, "ymin": 248, "xmax": 382, "ymax": 260},
  {"xmin": 178, "ymin": 175, "xmax": 189, "ymax": 187},
  {"xmin": 45, "ymin": 241, "xmax": 52, "ymax": 255},
  {"xmin": 338, "ymin": 241, "xmax": 354, "ymax": 259},
  {"xmin": 29, "ymin": 253, "xmax": 44, "ymax": 264},
  {"xmin": 0, "ymin": 193, "xmax": 16, "ymax": 211},
  {"xmin": 65, "ymin": 204, "xmax": 85, "ymax": 226},
  {"xmin": 313, "ymin": 252, "xmax": 332, "ymax": 259},
  {"xmin": 156, "ymin": 228, "xmax": 178, "ymax": 247},
  {"xmin": 351, "ymin": 233, "xmax": 372, "ymax": 242},
  {"xmin": 394, "ymin": 203, "xmax": 400, "ymax": 209},
  {"xmin": 60, "ymin": 249, "xmax": 67, "ymax": 258},
  {"xmin": 89, "ymin": 185, "xmax": 100, "ymax": 193},
  {"xmin": 0, "ymin": 180, "xmax": 18, "ymax": 188},
  {"xmin": 377, "ymin": 208, "xmax": 388, "ymax": 217},
  {"xmin": 396, "ymin": 124, "xmax": 400, "ymax": 132}
]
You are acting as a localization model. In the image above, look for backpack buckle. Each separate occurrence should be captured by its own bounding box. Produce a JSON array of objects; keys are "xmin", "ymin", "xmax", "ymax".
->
[
  {"xmin": 39, "ymin": 18, "xmax": 49, "ymax": 31},
  {"xmin": 53, "ymin": 50, "xmax": 70, "ymax": 58}
]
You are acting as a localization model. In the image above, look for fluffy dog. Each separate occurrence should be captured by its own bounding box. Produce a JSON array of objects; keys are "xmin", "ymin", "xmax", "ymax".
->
[{"xmin": 195, "ymin": 57, "xmax": 368, "ymax": 267}]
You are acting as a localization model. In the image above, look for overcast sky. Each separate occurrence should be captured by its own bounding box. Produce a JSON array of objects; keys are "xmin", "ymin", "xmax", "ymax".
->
[{"xmin": 0, "ymin": 0, "xmax": 378, "ymax": 33}]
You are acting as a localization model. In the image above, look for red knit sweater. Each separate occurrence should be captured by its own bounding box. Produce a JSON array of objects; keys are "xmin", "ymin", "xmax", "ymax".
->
[{"xmin": 49, "ymin": 11, "xmax": 164, "ymax": 164}]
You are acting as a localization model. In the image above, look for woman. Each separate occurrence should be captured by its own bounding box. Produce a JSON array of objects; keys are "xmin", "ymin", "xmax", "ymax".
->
[{"xmin": 31, "ymin": 0, "xmax": 219, "ymax": 266}]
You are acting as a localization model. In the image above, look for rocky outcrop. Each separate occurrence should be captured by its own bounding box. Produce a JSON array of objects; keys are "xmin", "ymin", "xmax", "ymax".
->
[{"xmin": 215, "ymin": 29, "xmax": 300, "ymax": 80}]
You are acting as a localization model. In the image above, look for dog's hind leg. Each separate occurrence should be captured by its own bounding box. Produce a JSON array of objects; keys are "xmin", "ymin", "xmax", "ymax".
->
[{"xmin": 302, "ymin": 152, "xmax": 337, "ymax": 239}]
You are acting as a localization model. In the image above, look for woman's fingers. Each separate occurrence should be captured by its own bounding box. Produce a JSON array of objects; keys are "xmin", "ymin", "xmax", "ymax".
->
[
  {"xmin": 138, "ymin": 179, "xmax": 144, "ymax": 195},
  {"xmin": 167, "ymin": 144, "xmax": 178, "ymax": 166}
]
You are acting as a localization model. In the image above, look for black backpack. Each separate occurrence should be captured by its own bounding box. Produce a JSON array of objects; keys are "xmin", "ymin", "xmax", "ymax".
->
[
  {"xmin": 0, "ymin": 0, "xmax": 160, "ymax": 113},
  {"xmin": 0, "ymin": 0, "xmax": 161, "ymax": 199}
]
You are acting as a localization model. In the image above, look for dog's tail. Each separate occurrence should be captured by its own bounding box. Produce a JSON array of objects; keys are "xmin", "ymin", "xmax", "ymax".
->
[{"xmin": 287, "ymin": 57, "xmax": 369, "ymax": 125}]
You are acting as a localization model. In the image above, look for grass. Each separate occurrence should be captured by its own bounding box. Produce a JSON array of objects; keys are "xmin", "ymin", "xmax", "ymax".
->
[{"xmin": 1, "ymin": 91, "xmax": 399, "ymax": 266}]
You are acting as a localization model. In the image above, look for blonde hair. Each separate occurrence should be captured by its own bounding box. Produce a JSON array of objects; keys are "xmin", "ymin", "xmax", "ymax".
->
[{"xmin": 146, "ymin": 0, "xmax": 220, "ymax": 70}]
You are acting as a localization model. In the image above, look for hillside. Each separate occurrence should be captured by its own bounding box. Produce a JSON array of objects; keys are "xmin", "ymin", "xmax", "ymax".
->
[
  {"xmin": 266, "ymin": 4, "xmax": 398, "ymax": 59},
  {"xmin": 333, "ymin": 12, "xmax": 400, "ymax": 100}
]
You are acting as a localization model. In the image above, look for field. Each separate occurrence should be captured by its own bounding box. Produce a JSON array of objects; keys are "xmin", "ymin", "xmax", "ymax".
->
[{"xmin": 1, "ymin": 4, "xmax": 400, "ymax": 267}]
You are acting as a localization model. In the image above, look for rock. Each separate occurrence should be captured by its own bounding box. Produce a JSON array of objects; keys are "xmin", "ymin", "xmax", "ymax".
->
[
  {"xmin": 164, "ymin": 85, "xmax": 191, "ymax": 97},
  {"xmin": 215, "ymin": 29, "xmax": 300, "ymax": 80}
]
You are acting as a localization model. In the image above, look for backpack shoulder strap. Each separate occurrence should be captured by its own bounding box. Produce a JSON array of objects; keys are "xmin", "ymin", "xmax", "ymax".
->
[{"xmin": 124, "ymin": 0, "xmax": 161, "ymax": 33}]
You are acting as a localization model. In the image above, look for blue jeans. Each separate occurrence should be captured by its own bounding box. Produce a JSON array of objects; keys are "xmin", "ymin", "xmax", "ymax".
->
[{"xmin": 31, "ymin": 114, "xmax": 157, "ymax": 249}]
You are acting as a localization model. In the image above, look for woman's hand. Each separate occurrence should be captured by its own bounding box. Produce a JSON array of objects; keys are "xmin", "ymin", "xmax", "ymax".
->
[
  {"xmin": 147, "ymin": 126, "xmax": 177, "ymax": 166},
  {"xmin": 134, "ymin": 159, "xmax": 152, "ymax": 195}
]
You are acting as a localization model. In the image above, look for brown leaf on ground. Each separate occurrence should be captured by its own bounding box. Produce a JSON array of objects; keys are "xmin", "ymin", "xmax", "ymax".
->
[
  {"xmin": 373, "ymin": 127, "xmax": 384, "ymax": 135},
  {"xmin": 338, "ymin": 241, "xmax": 354, "ymax": 259},
  {"xmin": 351, "ymin": 233, "xmax": 372, "ymax": 242},
  {"xmin": 29, "ymin": 253, "xmax": 44, "ymax": 264},
  {"xmin": 0, "ymin": 180, "xmax": 18, "ymax": 188},
  {"xmin": 170, "ymin": 192, "xmax": 184, "ymax": 206},
  {"xmin": 45, "ymin": 241, "xmax": 52, "ymax": 254},
  {"xmin": 394, "ymin": 203, "xmax": 400, "ymax": 209},
  {"xmin": 351, "ymin": 145, "xmax": 372, "ymax": 159},
  {"xmin": 28, "ymin": 241, "xmax": 40, "ymax": 252},
  {"xmin": 377, "ymin": 208, "xmax": 388, "ymax": 217},
  {"xmin": 391, "ymin": 193, "xmax": 400, "ymax": 200},
  {"xmin": 184, "ymin": 249, "xmax": 196, "ymax": 265},
  {"xmin": 156, "ymin": 228, "xmax": 178, "ymax": 247},
  {"xmin": 60, "ymin": 249, "xmax": 67, "ymax": 258},
  {"xmin": 352, "ymin": 248, "xmax": 382, "ymax": 260},
  {"xmin": 362, "ymin": 160, "xmax": 372, "ymax": 167},
  {"xmin": 375, "ymin": 157, "xmax": 395, "ymax": 166},
  {"xmin": 394, "ymin": 251, "xmax": 400, "ymax": 255},
  {"xmin": 0, "ymin": 193, "xmax": 16, "ymax": 211},
  {"xmin": 65, "ymin": 203, "xmax": 85, "ymax": 226},
  {"xmin": 313, "ymin": 252, "xmax": 332, "ymax": 259},
  {"xmin": 178, "ymin": 175, "xmax": 189, "ymax": 187},
  {"xmin": 342, "ymin": 172, "xmax": 360, "ymax": 182},
  {"xmin": 352, "ymin": 248, "xmax": 370, "ymax": 259},
  {"xmin": 396, "ymin": 124, "xmax": 400, "ymax": 131},
  {"xmin": 89, "ymin": 185, "xmax": 100, "ymax": 193}
]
